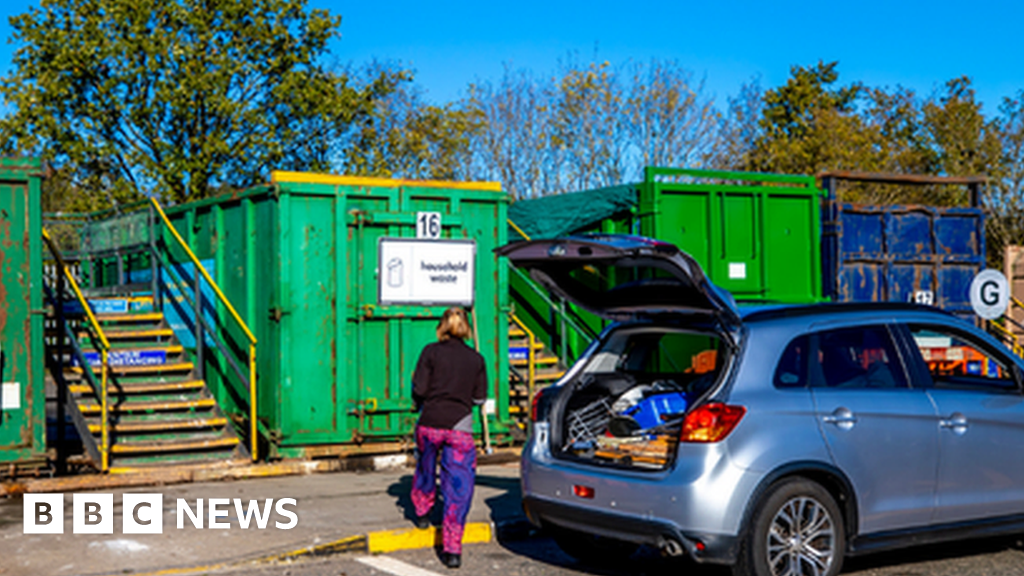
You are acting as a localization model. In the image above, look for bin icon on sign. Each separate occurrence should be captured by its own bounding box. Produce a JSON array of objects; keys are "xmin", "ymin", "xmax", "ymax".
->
[{"xmin": 387, "ymin": 257, "xmax": 404, "ymax": 288}]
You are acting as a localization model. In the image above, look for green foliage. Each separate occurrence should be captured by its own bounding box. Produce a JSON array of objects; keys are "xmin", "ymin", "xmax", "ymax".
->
[
  {"xmin": 339, "ymin": 63, "xmax": 483, "ymax": 181},
  {"xmin": 748, "ymin": 61, "xmax": 881, "ymax": 176},
  {"xmin": 1, "ymin": 0, "xmax": 375, "ymax": 205}
]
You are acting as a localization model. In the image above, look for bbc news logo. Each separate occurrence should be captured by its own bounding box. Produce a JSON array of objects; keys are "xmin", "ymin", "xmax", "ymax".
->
[{"xmin": 24, "ymin": 494, "xmax": 298, "ymax": 534}]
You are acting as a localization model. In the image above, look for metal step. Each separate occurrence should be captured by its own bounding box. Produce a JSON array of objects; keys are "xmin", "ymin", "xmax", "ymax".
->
[
  {"xmin": 511, "ymin": 355, "xmax": 559, "ymax": 368},
  {"xmin": 80, "ymin": 344, "xmax": 184, "ymax": 356},
  {"xmin": 70, "ymin": 379, "xmax": 204, "ymax": 395},
  {"xmin": 78, "ymin": 398, "xmax": 216, "ymax": 415},
  {"xmin": 87, "ymin": 416, "xmax": 228, "ymax": 434},
  {"xmin": 70, "ymin": 361, "xmax": 194, "ymax": 376},
  {"xmin": 95, "ymin": 312, "xmax": 164, "ymax": 324},
  {"xmin": 83, "ymin": 328, "xmax": 174, "ymax": 340},
  {"xmin": 110, "ymin": 436, "xmax": 240, "ymax": 455}
]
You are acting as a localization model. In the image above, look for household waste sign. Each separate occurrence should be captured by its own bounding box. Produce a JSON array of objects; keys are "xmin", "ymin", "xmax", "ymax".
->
[{"xmin": 378, "ymin": 238, "xmax": 476, "ymax": 306}]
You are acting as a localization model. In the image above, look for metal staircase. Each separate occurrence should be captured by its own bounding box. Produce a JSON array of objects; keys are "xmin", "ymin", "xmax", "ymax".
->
[
  {"xmin": 62, "ymin": 297, "xmax": 245, "ymax": 469},
  {"xmin": 507, "ymin": 314, "xmax": 566, "ymax": 427},
  {"xmin": 43, "ymin": 198, "xmax": 262, "ymax": 473}
]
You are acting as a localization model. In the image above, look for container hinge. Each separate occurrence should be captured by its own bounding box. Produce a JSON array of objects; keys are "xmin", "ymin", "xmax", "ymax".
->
[{"xmin": 268, "ymin": 307, "xmax": 289, "ymax": 322}]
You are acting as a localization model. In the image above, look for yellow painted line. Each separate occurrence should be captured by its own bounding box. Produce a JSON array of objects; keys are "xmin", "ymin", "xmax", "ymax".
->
[
  {"xmin": 254, "ymin": 534, "xmax": 367, "ymax": 563},
  {"xmin": 367, "ymin": 522, "xmax": 492, "ymax": 554},
  {"xmin": 271, "ymin": 170, "xmax": 502, "ymax": 192}
]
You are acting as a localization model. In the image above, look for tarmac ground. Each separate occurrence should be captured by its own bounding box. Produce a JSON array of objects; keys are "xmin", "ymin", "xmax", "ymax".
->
[{"xmin": 0, "ymin": 459, "xmax": 525, "ymax": 576}]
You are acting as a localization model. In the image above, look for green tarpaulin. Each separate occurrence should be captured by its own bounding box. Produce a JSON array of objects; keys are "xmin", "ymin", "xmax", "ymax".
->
[{"xmin": 507, "ymin": 185, "xmax": 636, "ymax": 240}]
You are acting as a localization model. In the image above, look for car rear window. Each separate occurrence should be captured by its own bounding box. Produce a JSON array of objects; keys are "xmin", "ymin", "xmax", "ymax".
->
[{"xmin": 775, "ymin": 335, "xmax": 810, "ymax": 389}]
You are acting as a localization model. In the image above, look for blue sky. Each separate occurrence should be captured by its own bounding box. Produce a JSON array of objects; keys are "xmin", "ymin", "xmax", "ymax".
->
[{"xmin": 1, "ymin": 0, "xmax": 1022, "ymax": 114}]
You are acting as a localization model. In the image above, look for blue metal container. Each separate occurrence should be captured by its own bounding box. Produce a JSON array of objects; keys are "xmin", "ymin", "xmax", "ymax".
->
[{"xmin": 820, "ymin": 173, "xmax": 986, "ymax": 318}]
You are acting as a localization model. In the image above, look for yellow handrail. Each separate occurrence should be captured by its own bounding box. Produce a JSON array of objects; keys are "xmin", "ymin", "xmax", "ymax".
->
[
  {"xmin": 507, "ymin": 218, "xmax": 532, "ymax": 242},
  {"xmin": 989, "ymin": 318, "xmax": 1024, "ymax": 358},
  {"xmin": 42, "ymin": 228, "xmax": 112, "ymax": 471},
  {"xmin": 150, "ymin": 199, "xmax": 256, "ymax": 344},
  {"xmin": 149, "ymin": 198, "xmax": 260, "ymax": 461},
  {"xmin": 508, "ymin": 312, "xmax": 537, "ymax": 418}
]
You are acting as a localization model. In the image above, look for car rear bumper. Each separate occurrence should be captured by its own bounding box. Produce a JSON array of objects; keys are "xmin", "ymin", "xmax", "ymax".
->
[{"xmin": 523, "ymin": 494, "xmax": 739, "ymax": 564}]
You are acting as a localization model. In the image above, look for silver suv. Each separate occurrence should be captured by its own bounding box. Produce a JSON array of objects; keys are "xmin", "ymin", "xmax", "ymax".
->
[{"xmin": 499, "ymin": 234, "xmax": 1024, "ymax": 576}]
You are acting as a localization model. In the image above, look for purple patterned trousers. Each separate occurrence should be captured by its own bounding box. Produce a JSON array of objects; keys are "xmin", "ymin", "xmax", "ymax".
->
[{"xmin": 411, "ymin": 424, "xmax": 477, "ymax": 554}]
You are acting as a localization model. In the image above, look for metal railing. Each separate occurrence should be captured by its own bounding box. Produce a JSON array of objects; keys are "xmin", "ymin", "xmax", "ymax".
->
[
  {"xmin": 990, "ymin": 297, "xmax": 1024, "ymax": 359},
  {"xmin": 43, "ymin": 229, "xmax": 114, "ymax": 471},
  {"xmin": 505, "ymin": 217, "xmax": 597, "ymax": 367},
  {"xmin": 148, "ymin": 199, "xmax": 261, "ymax": 461}
]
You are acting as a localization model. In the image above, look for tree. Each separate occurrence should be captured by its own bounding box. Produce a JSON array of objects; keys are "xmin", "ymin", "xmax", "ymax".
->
[
  {"xmin": 749, "ymin": 61, "xmax": 883, "ymax": 176},
  {"xmin": 338, "ymin": 62, "xmax": 483, "ymax": 181},
  {"xmin": 708, "ymin": 78, "xmax": 763, "ymax": 170},
  {"xmin": 985, "ymin": 91, "xmax": 1024, "ymax": 264},
  {"xmin": 466, "ymin": 57, "xmax": 719, "ymax": 198},
  {"xmin": 625, "ymin": 60, "xmax": 718, "ymax": 171},
  {"xmin": 0, "ymin": 0, "xmax": 366, "ymax": 204},
  {"xmin": 466, "ymin": 66, "xmax": 552, "ymax": 199},
  {"xmin": 550, "ymin": 60, "xmax": 626, "ymax": 191}
]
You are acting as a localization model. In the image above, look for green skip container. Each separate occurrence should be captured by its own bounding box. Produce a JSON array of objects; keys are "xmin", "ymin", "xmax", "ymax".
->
[
  {"xmin": 0, "ymin": 158, "xmax": 46, "ymax": 468},
  {"xmin": 161, "ymin": 172, "xmax": 511, "ymax": 456}
]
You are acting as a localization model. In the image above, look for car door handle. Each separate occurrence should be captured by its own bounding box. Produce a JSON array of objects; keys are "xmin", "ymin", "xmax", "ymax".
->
[
  {"xmin": 939, "ymin": 413, "xmax": 969, "ymax": 435},
  {"xmin": 822, "ymin": 408, "xmax": 857, "ymax": 430}
]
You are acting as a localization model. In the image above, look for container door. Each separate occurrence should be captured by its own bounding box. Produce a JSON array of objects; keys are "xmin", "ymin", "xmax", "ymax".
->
[
  {"xmin": 279, "ymin": 194, "xmax": 343, "ymax": 443},
  {"xmin": 0, "ymin": 169, "xmax": 44, "ymax": 461}
]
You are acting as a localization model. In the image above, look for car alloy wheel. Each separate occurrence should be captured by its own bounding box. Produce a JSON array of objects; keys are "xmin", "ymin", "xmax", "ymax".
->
[
  {"xmin": 766, "ymin": 495, "xmax": 836, "ymax": 576},
  {"xmin": 735, "ymin": 478, "xmax": 845, "ymax": 576}
]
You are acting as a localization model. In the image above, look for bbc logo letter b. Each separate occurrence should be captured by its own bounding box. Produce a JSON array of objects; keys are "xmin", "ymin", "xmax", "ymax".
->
[
  {"xmin": 24, "ymin": 494, "xmax": 64, "ymax": 534},
  {"xmin": 73, "ymin": 493, "xmax": 114, "ymax": 534}
]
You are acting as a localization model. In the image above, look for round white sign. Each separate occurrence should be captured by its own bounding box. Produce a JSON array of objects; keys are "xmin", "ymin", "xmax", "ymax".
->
[{"xmin": 969, "ymin": 269, "xmax": 1010, "ymax": 320}]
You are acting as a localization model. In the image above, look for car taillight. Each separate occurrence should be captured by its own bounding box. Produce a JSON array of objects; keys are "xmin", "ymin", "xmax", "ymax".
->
[
  {"xmin": 530, "ymin": 388, "xmax": 545, "ymax": 422},
  {"xmin": 679, "ymin": 403, "xmax": 746, "ymax": 443}
]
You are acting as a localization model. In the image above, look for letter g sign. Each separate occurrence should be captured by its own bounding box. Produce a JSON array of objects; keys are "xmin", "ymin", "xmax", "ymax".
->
[{"xmin": 970, "ymin": 269, "xmax": 1010, "ymax": 320}]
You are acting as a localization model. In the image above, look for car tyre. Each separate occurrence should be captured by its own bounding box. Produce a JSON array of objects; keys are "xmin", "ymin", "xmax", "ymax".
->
[
  {"xmin": 733, "ymin": 478, "xmax": 845, "ymax": 576},
  {"xmin": 548, "ymin": 526, "xmax": 639, "ymax": 565}
]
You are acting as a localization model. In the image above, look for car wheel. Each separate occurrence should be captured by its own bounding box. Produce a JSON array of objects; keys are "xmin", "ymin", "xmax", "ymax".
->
[
  {"xmin": 733, "ymin": 478, "xmax": 845, "ymax": 576},
  {"xmin": 548, "ymin": 526, "xmax": 639, "ymax": 564}
]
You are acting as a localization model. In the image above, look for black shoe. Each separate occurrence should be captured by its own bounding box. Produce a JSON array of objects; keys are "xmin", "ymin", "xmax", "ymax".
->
[
  {"xmin": 442, "ymin": 552, "xmax": 461, "ymax": 569},
  {"xmin": 415, "ymin": 515, "xmax": 431, "ymax": 529}
]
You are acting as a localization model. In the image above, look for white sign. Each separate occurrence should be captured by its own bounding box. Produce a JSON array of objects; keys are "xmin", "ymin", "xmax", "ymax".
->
[
  {"xmin": 416, "ymin": 212, "xmax": 442, "ymax": 239},
  {"xmin": 969, "ymin": 269, "xmax": 1009, "ymax": 320},
  {"xmin": 379, "ymin": 238, "xmax": 475, "ymax": 306},
  {"xmin": 1, "ymin": 382, "xmax": 20, "ymax": 410},
  {"xmin": 728, "ymin": 262, "xmax": 747, "ymax": 280}
]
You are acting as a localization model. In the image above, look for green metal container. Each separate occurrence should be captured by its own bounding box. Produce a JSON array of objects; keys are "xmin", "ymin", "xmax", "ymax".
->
[
  {"xmin": 506, "ymin": 167, "xmax": 826, "ymax": 367},
  {"xmin": 638, "ymin": 167, "xmax": 825, "ymax": 303},
  {"xmin": 0, "ymin": 158, "xmax": 46, "ymax": 466},
  {"xmin": 161, "ymin": 172, "xmax": 510, "ymax": 454}
]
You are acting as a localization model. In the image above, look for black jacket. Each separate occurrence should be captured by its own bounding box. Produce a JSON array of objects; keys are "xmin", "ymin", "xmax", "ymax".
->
[{"xmin": 412, "ymin": 338, "xmax": 487, "ymax": 430}]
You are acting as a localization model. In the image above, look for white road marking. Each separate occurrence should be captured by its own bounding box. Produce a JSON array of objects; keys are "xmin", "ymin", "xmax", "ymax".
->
[{"xmin": 356, "ymin": 555, "xmax": 446, "ymax": 576}]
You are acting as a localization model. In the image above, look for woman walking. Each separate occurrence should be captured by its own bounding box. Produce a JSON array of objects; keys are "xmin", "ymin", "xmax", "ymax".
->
[{"xmin": 411, "ymin": 307, "xmax": 487, "ymax": 569}]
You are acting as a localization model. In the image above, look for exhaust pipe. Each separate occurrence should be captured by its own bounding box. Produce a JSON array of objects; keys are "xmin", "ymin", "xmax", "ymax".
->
[{"xmin": 661, "ymin": 538, "xmax": 685, "ymax": 557}]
